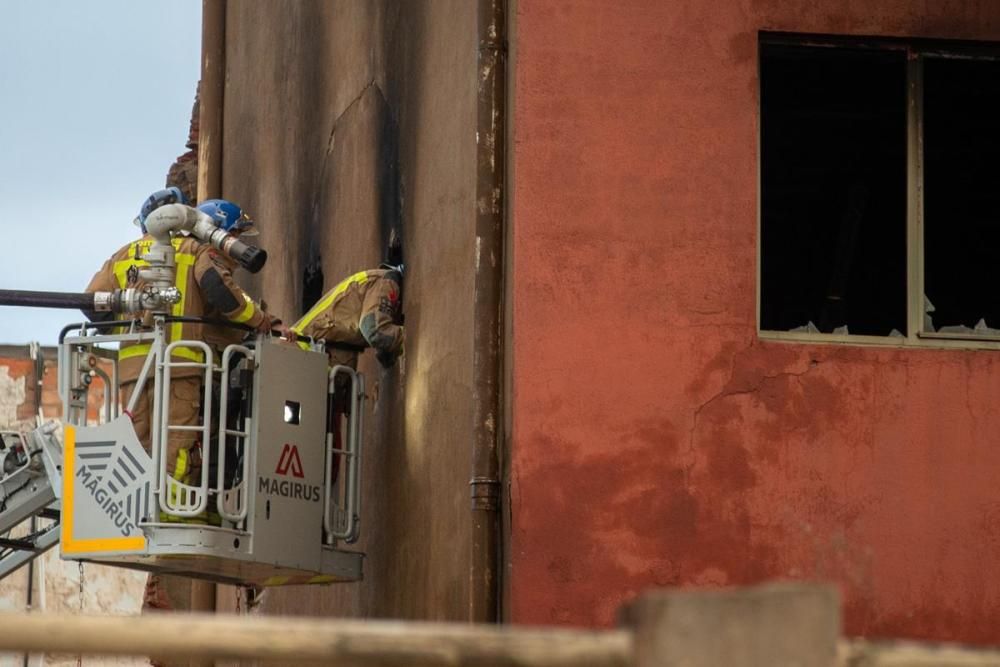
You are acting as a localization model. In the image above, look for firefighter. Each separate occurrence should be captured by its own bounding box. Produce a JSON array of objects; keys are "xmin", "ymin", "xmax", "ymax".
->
[
  {"xmin": 85, "ymin": 191, "xmax": 276, "ymax": 502},
  {"xmin": 86, "ymin": 192, "xmax": 280, "ymax": 624},
  {"xmin": 290, "ymin": 265, "xmax": 404, "ymax": 484},
  {"xmin": 290, "ymin": 264, "xmax": 405, "ymax": 370}
]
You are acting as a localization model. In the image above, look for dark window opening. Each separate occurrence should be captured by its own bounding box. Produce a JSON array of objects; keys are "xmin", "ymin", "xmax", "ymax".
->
[
  {"xmin": 302, "ymin": 257, "xmax": 324, "ymax": 315},
  {"xmin": 923, "ymin": 57, "xmax": 1000, "ymax": 334},
  {"xmin": 760, "ymin": 43, "xmax": 908, "ymax": 336}
]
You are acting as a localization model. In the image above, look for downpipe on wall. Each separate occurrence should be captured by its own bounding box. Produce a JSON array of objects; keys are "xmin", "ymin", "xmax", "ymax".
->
[
  {"xmin": 193, "ymin": 0, "xmax": 226, "ymax": 628},
  {"xmin": 471, "ymin": 0, "xmax": 506, "ymax": 624}
]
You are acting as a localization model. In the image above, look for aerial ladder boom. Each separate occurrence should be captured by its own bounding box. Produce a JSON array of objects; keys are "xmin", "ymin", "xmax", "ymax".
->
[{"xmin": 0, "ymin": 426, "xmax": 63, "ymax": 579}]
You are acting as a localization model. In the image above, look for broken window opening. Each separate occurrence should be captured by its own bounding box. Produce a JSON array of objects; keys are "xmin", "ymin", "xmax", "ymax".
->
[
  {"xmin": 923, "ymin": 57, "xmax": 1000, "ymax": 336},
  {"xmin": 760, "ymin": 42, "xmax": 908, "ymax": 337}
]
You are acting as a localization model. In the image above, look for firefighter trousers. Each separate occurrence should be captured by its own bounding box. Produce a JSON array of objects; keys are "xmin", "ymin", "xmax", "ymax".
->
[
  {"xmin": 121, "ymin": 376, "xmax": 202, "ymax": 480},
  {"xmin": 122, "ymin": 378, "xmax": 204, "ymax": 624}
]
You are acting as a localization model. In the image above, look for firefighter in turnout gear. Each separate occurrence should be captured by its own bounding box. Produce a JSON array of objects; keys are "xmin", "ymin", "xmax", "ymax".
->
[
  {"xmin": 86, "ymin": 193, "xmax": 278, "ymax": 623},
  {"xmin": 291, "ymin": 265, "xmax": 405, "ymax": 370},
  {"xmin": 85, "ymin": 192, "xmax": 275, "ymax": 495},
  {"xmin": 291, "ymin": 265, "xmax": 404, "ymax": 484}
]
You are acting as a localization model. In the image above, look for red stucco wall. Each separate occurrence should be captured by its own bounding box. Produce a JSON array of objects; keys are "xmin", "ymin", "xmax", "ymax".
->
[{"xmin": 509, "ymin": 0, "xmax": 1000, "ymax": 643}]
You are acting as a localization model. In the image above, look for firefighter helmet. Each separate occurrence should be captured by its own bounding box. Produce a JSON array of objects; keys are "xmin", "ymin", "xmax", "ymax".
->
[
  {"xmin": 134, "ymin": 186, "xmax": 187, "ymax": 233},
  {"xmin": 197, "ymin": 199, "xmax": 257, "ymax": 236}
]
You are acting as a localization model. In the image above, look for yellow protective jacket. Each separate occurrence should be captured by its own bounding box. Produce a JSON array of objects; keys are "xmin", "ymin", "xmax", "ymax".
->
[
  {"xmin": 86, "ymin": 234, "xmax": 269, "ymax": 383},
  {"xmin": 291, "ymin": 268, "xmax": 404, "ymax": 365}
]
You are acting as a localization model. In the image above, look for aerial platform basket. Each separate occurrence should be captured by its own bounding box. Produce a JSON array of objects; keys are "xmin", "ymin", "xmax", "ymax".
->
[{"xmin": 0, "ymin": 322, "xmax": 366, "ymax": 587}]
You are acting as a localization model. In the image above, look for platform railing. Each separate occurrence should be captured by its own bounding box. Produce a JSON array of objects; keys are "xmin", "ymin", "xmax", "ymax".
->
[
  {"xmin": 323, "ymin": 365, "xmax": 365, "ymax": 544},
  {"xmin": 159, "ymin": 340, "xmax": 214, "ymax": 518},
  {"xmin": 59, "ymin": 329, "xmax": 142, "ymax": 428},
  {"xmin": 216, "ymin": 344, "xmax": 255, "ymax": 523}
]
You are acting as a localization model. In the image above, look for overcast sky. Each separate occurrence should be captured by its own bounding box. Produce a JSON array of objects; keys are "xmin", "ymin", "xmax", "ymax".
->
[{"xmin": 0, "ymin": 0, "xmax": 202, "ymax": 345}]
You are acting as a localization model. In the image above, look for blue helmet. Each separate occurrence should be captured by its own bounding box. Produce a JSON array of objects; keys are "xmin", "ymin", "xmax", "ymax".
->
[
  {"xmin": 196, "ymin": 199, "xmax": 256, "ymax": 236},
  {"xmin": 134, "ymin": 186, "xmax": 187, "ymax": 233}
]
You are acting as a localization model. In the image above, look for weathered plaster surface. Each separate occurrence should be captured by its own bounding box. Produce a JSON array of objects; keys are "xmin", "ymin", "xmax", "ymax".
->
[{"xmin": 511, "ymin": 0, "xmax": 1000, "ymax": 644}]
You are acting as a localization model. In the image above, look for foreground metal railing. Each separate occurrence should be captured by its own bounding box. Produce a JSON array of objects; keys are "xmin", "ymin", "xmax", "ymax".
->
[
  {"xmin": 0, "ymin": 585, "xmax": 996, "ymax": 666},
  {"xmin": 0, "ymin": 612, "xmax": 633, "ymax": 666}
]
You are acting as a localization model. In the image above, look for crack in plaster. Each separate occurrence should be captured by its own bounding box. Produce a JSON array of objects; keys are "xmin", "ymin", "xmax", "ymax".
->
[
  {"xmin": 687, "ymin": 353, "xmax": 819, "ymax": 455},
  {"xmin": 323, "ymin": 77, "xmax": 382, "ymax": 157},
  {"xmin": 308, "ymin": 78, "xmax": 389, "ymax": 259}
]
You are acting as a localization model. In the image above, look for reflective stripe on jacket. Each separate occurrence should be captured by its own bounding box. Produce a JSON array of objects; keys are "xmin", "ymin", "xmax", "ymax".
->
[
  {"xmin": 86, "ymin": 235, "xmax": 268, "ymax": 383},
  {"xmin": 291, "ymin": 268, "xmax": 404, "ymax": 360}
]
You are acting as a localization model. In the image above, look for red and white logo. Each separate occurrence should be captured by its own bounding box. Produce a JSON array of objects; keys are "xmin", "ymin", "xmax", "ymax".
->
[{"xmin": 275, "ymin": 444, "xmax": 304, "ymax": 478}]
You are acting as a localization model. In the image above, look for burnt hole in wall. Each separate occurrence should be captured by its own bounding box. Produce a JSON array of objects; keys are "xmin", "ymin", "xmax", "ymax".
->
[
  {"xmin": 302, "ymin": 257, "xmax": 324, "ymax": 314},
  {"xmin": 378, "ymin": 99, "xmax": 404, "ymax": 271},
  {"xmin": 923, "ymin": 57, "xmax": 1000, "ymax": 334},
  {"xmin": 760, "ymin": 43, "xmax": 907, "ymax": 336},
  {"xmin": 385, "ymin": 228, "xmax": 404, "ymax": 267}
]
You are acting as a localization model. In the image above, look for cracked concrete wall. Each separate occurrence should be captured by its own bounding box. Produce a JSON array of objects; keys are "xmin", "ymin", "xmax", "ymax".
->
[
  {"xmin": 0, "ymin": 348, "xmax": 145, "ymax": 667},
  {"xmin": 221, "ymin": 1, "xmax": 476, "ymax": 621},
  {"xmin": 510, "ymin": 0, "xmax": 1000, "ymax": 645}
]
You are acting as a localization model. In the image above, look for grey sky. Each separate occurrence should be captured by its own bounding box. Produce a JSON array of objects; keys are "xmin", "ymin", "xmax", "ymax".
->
[{"xmin": 0, "ymin": 0, "xmax": 202, "ymax": 345}]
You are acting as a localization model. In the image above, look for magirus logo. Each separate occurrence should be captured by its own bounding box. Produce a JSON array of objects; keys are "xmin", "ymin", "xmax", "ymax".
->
[
  {"xmin": 257, "ymin": 443, "xmax": 319, "ymax": 503},
  {"xmin": 275, "ymin": 443, "xmax": 304, "ymax": 478},
  {"xmin": 73, "ymin": 437, "xmax": 149, "ymax": 537},
  {"xmin": 76, "ymin": 465, "xmax": 136, "ymax": 536}
]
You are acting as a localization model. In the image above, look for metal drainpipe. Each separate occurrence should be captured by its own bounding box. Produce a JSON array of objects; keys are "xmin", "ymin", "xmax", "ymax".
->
[
  {"xmin": 199, "ymin": 0, "xmax": 226, "ymax": 203},
  {"xmin": 471, "ymin": 0, "xmax": 506, "ymax": 624},
  {"xmin": 190, "ymin": 0, "xmax": 226, "ymax": 627}
]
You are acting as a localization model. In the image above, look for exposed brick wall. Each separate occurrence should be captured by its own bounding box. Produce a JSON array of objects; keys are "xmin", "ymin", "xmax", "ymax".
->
[
  {"xmin": 166, "ymin": 86, "xmax": 200, "ymax": 203},
  {"xmin": 0, "ymin": 346, "xmax": 108, "ymax": 429}
]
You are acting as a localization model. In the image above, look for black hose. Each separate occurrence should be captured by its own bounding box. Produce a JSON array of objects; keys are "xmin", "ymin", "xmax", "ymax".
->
[
  {"xmin": 327, "ymin": 341, "xmax": 366, "ymax": 353},
  {"xmin": 164, "ymin": 315, "xmax": 256, "ymax": 332},
  {"xmin": 0, "ymin": 289, "xmax": 95, "ymax": 310},
  {"xmin": 291, "ymin": 332, "xmax": 366, "ymax": 353},
  {"xmin": 57, "ymin": 316, "xmax": 367, "ymax": 352},
  {"xmin": 168, "ymin": 318, "xmax": 365, "ymax": 351}
]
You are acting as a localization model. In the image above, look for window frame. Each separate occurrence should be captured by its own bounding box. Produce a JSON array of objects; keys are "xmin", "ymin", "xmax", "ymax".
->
[{"xmin": 757, "ymin": 32, "xmax": 1000, "ymax": 350}]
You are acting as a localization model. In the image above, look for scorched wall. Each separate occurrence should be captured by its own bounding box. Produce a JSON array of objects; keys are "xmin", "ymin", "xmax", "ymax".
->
[{"xmin": 219, "ymin": 0, "xmax": 478, "ymax": 621}]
